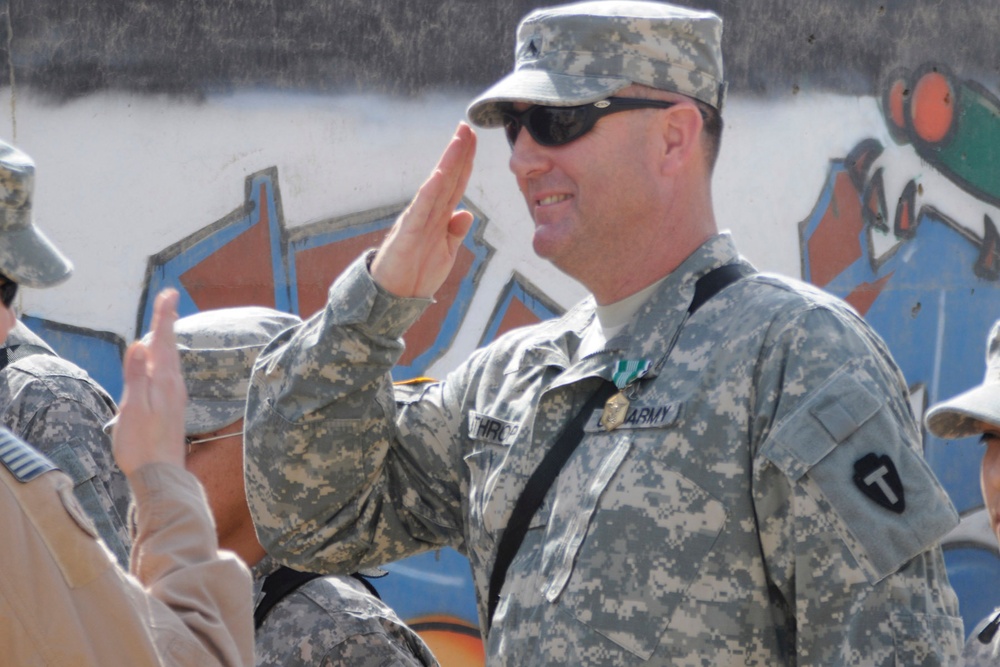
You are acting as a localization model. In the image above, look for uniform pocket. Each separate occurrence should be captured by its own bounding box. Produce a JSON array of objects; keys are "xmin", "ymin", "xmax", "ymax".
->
[
  {"xmin": 890, "ymin": 610, "xmax": 963, "ymax": 666},
  {"xmin": 552, "ymin": 452, "xmax": 727, "ymax": 659}
]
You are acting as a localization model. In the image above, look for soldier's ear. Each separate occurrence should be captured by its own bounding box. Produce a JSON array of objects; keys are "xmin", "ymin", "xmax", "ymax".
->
[{"xmin": 657, "ymin": 103, "xmax": 704, "ymax": 177}]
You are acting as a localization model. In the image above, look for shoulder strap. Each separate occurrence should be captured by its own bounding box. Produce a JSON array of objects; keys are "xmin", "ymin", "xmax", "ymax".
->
[
  {"xmin": 254, "ymin": 566, "xmax": 324, "ymax": 630},
  {"xmin": 485, "ymin": 261, "xmax": 755, "ymax": 628}
]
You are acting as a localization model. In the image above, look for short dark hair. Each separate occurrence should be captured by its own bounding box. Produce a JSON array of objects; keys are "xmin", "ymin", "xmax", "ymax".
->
[
  {"xmin": 697, "ymin": 100, "xmax": 723, "ymax": 173},
  {"xmin": 626, "ymin": 84, "xmax": 723, "ymax": 174}
]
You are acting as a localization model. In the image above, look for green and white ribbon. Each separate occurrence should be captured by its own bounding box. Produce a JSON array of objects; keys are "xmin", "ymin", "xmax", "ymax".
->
[{"xmin": 612, "ymin": 359, "xmax": 651, "ymax": 390}]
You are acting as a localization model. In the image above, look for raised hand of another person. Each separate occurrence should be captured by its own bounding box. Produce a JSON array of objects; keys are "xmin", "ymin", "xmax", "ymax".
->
[
  {"xmin": 112, "ymin": 289, "xmax": 188, "ymax": 477},
  {"xmin": 370, "ymin": 122, "xmax": 477, "ymax": 298}
]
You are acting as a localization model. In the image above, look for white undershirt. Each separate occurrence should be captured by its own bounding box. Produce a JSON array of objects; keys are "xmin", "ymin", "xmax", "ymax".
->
[{"xmin": 576, "ymin": 275, "xmax": 669, "ymax": 360}]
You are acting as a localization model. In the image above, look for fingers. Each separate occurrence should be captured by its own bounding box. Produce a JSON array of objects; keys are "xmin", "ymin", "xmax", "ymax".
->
[
  {"xmin": 370, "ymin": 122, "xmax": 478, "ymax": 299},
  {"xmin": 424, "ymin": 124, "xmax": 477, "ymax": 230},
  {"xmin": 119, "ymin": 341, "xmax": 150, "ymax": 415},
  {"xmin": 148, "ymin": 289, "xmax": 180, "ymax": 373},
  {"xmin": 112, "ymin": 288, "xmax": 187, "ymax": 476}
]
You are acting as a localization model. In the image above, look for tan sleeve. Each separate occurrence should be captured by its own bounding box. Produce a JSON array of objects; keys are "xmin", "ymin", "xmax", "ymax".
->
[
  {"xmin": 128, "ymin": 462, "xmax": 255, "ymax": 667},
  {"xmin": 0, "ymin": 464, "xmax": 183, "ymax": 666}
]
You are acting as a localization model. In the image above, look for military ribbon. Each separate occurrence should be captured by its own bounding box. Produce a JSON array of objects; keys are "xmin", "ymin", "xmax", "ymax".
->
[
  {"xmin": 600, "ymin": 359, "xmax": 651, "ymax": 431},
  {"xmin": 611, "ymin": 359, "xmax": 651, "ymax": 390}
]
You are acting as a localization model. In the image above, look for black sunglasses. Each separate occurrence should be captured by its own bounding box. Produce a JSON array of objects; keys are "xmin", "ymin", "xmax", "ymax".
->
[
  {"xmin": 501, "ymin": 97, "xmax": 678, "ymax": 148},
  {"xmin": 0, "ymin": 276, "xmax": 17, "ymax": 309}
]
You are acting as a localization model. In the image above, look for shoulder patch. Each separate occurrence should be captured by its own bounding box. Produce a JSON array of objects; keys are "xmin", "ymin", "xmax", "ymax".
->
[
  {"xmin": 0, "ymin": 429, "xmax": 57, "ymax": 482},
  {"xmin": 853, "ymin": 452, "xmax": 905, "ymax": 514}
]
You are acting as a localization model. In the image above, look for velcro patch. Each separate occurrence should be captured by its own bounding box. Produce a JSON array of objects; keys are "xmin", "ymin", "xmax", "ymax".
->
[
  {"xmin": 468, "ymin": 411, "xmax": 520, "ymax": 446},
  {"xmin": 0, "ymin": 430, "xmax": 56, "ymax": 482}
]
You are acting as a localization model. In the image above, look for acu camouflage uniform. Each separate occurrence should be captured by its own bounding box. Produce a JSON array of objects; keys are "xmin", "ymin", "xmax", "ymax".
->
[
  {"xmin": 0, "ymin": 320, "xmax": 129, "ymax": 567},
  {"xmin": 252, "ymin": 556, "xmax": 438, "ymax": 667},
  {"xmin": 245, "ymin": 234, "xmax": 963, "ymax": 665},
  {"xmin": 964, "ymin": 613, "xmax": 1000, "ymax": 666}
]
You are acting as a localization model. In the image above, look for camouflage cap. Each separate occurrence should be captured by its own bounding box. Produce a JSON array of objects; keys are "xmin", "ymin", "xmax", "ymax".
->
[
  {"xmin": 0, "ymin": 139, "xmax": 73, "ymax": 287},
  {"xmin": 925, "ymin": 320, "xmax": 1000, "ymax": 439},
  {"xmin": 467, "ymin": 0, "xmax": 725, "ymax": 128},
  {"xmin": 158, "ymin": 306, "xmax": 300, "ymax": 435}
]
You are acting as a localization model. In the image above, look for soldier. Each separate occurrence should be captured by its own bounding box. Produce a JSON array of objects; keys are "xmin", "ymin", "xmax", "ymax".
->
[
  {"xmin": 925, "ymin": 320, "xmax": 1000, "ymax": 665},
  {"xmin": 244, "ymin": 1, "xmax": 963, "ymax": 664},
  {"xmin": 0, "ymin": 138, "xmax": 130, "ymax": 567},
  {"xmin": 160, "ymin": 306, "xmax": 438, "ymax": 667}
]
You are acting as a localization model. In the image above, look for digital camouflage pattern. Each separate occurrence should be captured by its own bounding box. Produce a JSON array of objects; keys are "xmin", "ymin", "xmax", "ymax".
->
[
  {"xmin": 245, "ymin": 233, "xmax": 963, "ymax": 665},
  {"xmin": 965, "ymin": 612, "xmax": 1000, "ymax": 666},
  {"xmin": 0, "ymin": 138, "xmax": 72, "ymax": 287},
  {"xmin": 160, "ymin": 306, "xmax": 301, "ymax": 434},
  {"xmin": 467, "ymin": 0, "xmax": 726, "ymax": 128},
  {"xmin": 0, "ymin": 321, "xmax": 130, "ymax": 567},
  {"xmin": 251, "ymin": 556, "xmax": 439, "ymax": 667}
]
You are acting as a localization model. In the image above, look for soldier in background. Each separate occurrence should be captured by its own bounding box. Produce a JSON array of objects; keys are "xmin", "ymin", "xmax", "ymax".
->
[
  {"xmin": 925, "ymin": 320, "xmax": 1000, "ymax": 665},
  {"xmin": 245, "ymin": 2, "xmax": 963, "ymax": 664},
  {"xmin": 159, "ymin": 306, "xmax": 438, "ymax": 667},
  {"xmin": 0, "ymin": 137, "xmax": 130, "ymax": 566}
]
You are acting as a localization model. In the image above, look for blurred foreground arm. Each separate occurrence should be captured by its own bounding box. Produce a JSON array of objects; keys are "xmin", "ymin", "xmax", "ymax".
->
[{"xmin": 114, "ymin": 289, "xmax": 254, "ymax": 667}]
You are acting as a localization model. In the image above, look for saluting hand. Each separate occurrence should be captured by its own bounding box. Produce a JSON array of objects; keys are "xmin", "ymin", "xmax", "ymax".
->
[
  {"xmin": 112, "ymin": 288, "xmax": 188, "ymax": 477},
  {"xmin": 370, "ymin": 122, "xmax": 477, "ymax": 299}
]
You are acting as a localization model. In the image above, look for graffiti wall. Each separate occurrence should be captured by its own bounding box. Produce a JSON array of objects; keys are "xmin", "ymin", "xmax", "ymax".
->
[{"xmin": 5, "ymin": 0, "xmax": 1000, "ymax": 660}]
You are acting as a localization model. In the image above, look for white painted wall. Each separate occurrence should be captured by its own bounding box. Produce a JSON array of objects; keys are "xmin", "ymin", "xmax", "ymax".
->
[{"xmin": 1, "ymin": 87, "xmax": 885, "ymax": 374}]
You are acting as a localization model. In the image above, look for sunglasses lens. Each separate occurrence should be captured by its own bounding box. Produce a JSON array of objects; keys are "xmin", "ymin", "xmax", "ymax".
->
[
  {"xmin": 502, "ymin": 115, "xmax": 521, "ymax": 147},
  {"xmin": 532, "ymin": 106, "xmax": 590, "ymax": 146}
]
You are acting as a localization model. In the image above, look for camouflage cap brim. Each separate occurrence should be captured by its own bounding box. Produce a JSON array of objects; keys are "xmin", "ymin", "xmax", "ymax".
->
[
  {"xmin": 468, "ymin": 69, "xmax": 631, "ymax": 128},
  {"xmin": 925, "ymin": 383, "xmax": 1000, "ymax": 440},
  {"xmin": 185, "ymin": 398, "xmax": 246, "ymax": 436},
  {"xmin": 0, "ymin": 214, "xmax": 73, "ymax": 287}
]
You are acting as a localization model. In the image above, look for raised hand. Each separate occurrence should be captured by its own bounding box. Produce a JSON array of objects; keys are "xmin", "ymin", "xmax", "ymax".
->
[
  {"xmin": 370, "ymin": 122, "xmax": 477, "ymax": 298},
  {"xmin": 112, "ymin": 289, "xmax": 188, "ymax": 477}
]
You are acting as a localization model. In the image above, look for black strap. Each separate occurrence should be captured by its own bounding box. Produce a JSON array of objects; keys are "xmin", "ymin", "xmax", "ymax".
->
[
  {"xmin": 254, "ymin": 567, "xmax": 386, "ymax": 630},
  {"xmin": 485, "ymin": 261, "xmax": 755, "ymax": 628},
  {"xmin": 254, "ymin": 566, "xmax": 324, "ymax": 630},
  {"xmin": 350, "ymin": 571, "xmax": 384, "ymax": 601}
]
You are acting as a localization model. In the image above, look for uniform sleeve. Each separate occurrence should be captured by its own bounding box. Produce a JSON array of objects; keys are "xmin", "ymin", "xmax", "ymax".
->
[
  {"xmin": 129, "ymin": 462, "xmax": 255, "ymax": 667},
  {"xmin": 254, "ymin": 579, "xmax": 439, "ymax": 667},
  {"xmin": 751, "ymin": 305, "xmax": 963, "ymax": 665},
  {"xmin": 244, "ymin": 254, "xmax": 470, "ymax": 573},
  {"xmin": 18, "ymin": 390, "xmax": 132, "ymax": 568}
]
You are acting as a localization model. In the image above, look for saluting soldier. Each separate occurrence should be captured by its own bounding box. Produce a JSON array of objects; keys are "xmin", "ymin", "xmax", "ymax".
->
[
  {"xmin": 244, "ymin": 2, "xmax": 963, "ymax": 664},
  {"xmin": 926, "ymin": 320, "xmax": 1000, "ymax": 665}
]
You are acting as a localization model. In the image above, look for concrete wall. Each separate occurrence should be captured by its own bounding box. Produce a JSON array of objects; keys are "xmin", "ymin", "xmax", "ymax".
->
[{"xmin": 5, "ymin": 0, "xmax": 1000, "ymax": 660}]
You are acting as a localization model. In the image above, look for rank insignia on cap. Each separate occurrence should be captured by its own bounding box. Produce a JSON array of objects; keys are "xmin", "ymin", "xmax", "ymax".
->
[
  {"xmin": 0, "ymin": 430, "xmax": 56, "ymax": 482},
  {"xmin": 853, "ymin": 453, "xmax": 905, "ymax": 514}
]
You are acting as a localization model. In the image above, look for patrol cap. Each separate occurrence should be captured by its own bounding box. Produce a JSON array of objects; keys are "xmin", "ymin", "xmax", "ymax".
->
[
  {"xmin": 0, "ymin": 138, "xmax": 73, "ymax": 287},
  {"xmin": 925, "ymin": 320, "xmax": 1000, "ymax": 439},
  {"xmin": 467, "ymin": 0, "xmax": 726, "ymax": 128},
  {"xmin": 157, "ymin": 306, "xmax": 300, "ymax": 435}
]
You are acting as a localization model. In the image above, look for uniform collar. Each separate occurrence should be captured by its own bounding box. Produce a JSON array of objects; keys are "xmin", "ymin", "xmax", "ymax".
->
[
  {"xmin": 2, "ymin": 320, "xmax": 56, "ymax": 355},
  {"xmin": 506, "ymin": 233, "xmax": 741, "ymax": 383},
  {"xmin": 603, "ymin": 233, "xmax": 742, "ymax": 375}
]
